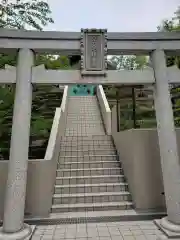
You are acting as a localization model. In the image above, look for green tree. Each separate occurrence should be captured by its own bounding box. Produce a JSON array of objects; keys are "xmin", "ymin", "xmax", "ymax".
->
[
  {"xmin": 0, "ymin": 0, "xmax": 55, "ymax": 68},
  {"xmin": 0, "ymin": 0, "xmax": 57, "ymax": 159},
  {"xmin": 0, "ymin": 0, "xmax": 54, "ymax": 30},
  {"xmin": 158, "ymin": 6, "xmax": 180, "ymax": 68},
  {"xmin": 155, "ymin": 6, "xmax": 180, "ymax": 127},
  {"xmin": 158, "ymin": 6, "xmax": 180, "ymax": 32},
  {"xmin": 108, "ymin": 55, "xmax": 148, "ymax": 70},
  {"xmin": 35, "ymin": 55, "xmax": 71, "ymax": 70}
]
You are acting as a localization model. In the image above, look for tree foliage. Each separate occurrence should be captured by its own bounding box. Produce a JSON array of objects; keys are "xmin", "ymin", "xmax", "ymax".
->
[
  {"xmin": 35, "ymin": 55, "xmax": 71, "ymax": 69},
  {"xmin": 0, "ymin": 0, "xmax": 54, "ymax": 30},
  {"xmin": 158, "ymin": 6, "xmax": 180, "ymax": 32},
  {"xmin": 158, "ymin": 6, "xmax": 180, "ymax": 68},
  {"xmin": 0, "ymin": 0, "xmax": 58, "ymax": 159},
  {"xmin": 108, "ymin": 55, "xmax": 148, "ymax": 70},
  {"xmin": 105, "ymin": 55, "xmax": 148, "ymax": 99}
]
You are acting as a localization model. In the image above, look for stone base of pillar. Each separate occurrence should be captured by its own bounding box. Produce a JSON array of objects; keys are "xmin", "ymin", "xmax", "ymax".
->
[
  {"xmin": 0, "ymin": 224, "xmax": 35, "ymax": 240},
  {"xmin": 155, "ymin": 217, "xmax": 180, "ymax": 239}
]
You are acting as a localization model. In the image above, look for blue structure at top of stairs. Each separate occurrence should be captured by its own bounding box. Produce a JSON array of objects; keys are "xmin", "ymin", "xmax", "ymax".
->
[{"xmin": 69, "ymin": 84, "xmax": 96, "ymax": 96}]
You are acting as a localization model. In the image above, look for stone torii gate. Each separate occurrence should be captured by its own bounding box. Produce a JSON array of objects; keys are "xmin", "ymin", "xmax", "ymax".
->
[{"xmin": 0, "ymin": 28, "xmax": 180, "ymax": 239}]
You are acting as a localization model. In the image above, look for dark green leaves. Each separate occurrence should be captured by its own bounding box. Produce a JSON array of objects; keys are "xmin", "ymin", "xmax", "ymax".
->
[{"xmin": 0, "ymin": 0, "xmax": 54, "ymax": 30}]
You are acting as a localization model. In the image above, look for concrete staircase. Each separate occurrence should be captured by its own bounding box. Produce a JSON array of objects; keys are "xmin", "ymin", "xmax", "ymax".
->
[
  {"xmin": 51, "ymin": 96, "xmax": 133, "ymax": 216},
  {"xmin": 65, "ymin": 96, "xmax": 105, "ymax": 136}
]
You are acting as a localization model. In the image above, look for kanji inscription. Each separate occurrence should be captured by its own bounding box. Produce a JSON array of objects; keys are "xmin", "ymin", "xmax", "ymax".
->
[{"xmin": 80, "ymin": 29, "xmax": 107, "ymax": 76}]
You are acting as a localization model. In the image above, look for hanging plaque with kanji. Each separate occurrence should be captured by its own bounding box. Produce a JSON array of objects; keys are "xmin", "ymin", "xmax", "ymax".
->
[{"xmin": 80, "ymin": 29, "xmax": 107, "ymax": 76}]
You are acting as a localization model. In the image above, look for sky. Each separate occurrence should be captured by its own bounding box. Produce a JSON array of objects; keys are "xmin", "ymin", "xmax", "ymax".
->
[{"xmin": 45, "ymin": 0, "xmax": 179, "ymax": 32}]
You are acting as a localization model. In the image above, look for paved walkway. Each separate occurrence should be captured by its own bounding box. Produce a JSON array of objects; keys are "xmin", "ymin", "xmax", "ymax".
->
[{"xmin": 31, "ymin": 220, "xmax": 167, "ymax": 240}]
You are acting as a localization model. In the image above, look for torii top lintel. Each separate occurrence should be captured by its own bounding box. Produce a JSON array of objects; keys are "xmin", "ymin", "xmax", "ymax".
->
[{"xmin": 0, "ymin": 28, "xmax": 180, "ymax": 60}]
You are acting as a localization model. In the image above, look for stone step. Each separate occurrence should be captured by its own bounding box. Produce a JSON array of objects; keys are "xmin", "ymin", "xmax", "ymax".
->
[
  {"xmin": 54, "ymin": 183, "xmax": 128, "ymax": 194},
  {"xmin": 68, "ymin": 99, "xmax": 97, "ymax": 101},
  {"xmin": 26, "ymin": 211, "xmax": 166, "ymax": 225},
  {"xmin": 67, "ymin": 112, "xmax": 101, "ymax": 114},
  {"xmin": 67, "ymin": 108, "xmax": 100, "ymax": 110},
  {"xmin": 58, "ymin": 160, "xmax": 120, "ymax": 169},
  {"xmin": 66, "ymin": 119, "xmax": 102, "ymax": 122},
  {"xmin": 60, "ymin": 139, "xmax": 114, "ymax": 145},
  {"xmin": 68, "ymin": 100, "xmax": 97, "ymax": 102},
  {"xmin": 65, "ymin": 127, "xmax": 104, "ymax": 130},
  {"xmin": 62, "ymin": 136, "xmax": 112, "ymax": 141},
  {"xmin": 66, "ymin": 126, "xmax": 103, "ymax": 129},
  {"xmin": 59, "ymin": 149, "xmax": 117, "ymax": 157},
  {"xmin": 65, "ymin": 133, "xmax": 106, "ymax": 137},
  {"xmin": 65, "ymin": 128, "xmax": 105, "ymax": 132},
  {"xmin": 67, "ymin": 115, "xmax": 100, "ymax": 117},
  {"xmin": 68, "ymin": 104, "xmax": 98, "ymax": 106},
  {"xmin": 68, "ymin": 110, "xmax": 100, "ymax": 112},
  {"xmin": 68, "ymin": 106, "xmax": 98, "ymax": 108},
  {"xmin": 60, "ymin": 145, "xmax": 114, "ymax": 149},
  {"xmin": 56, "ymin": 168, "xmax": 122, "ymax": 177},
  {"xmin": 51, "ymin": 201, "xmax": 133, "ymax": 213},
  {"xmin": 66, "ymin": 123, "xmax": 103, "ymax": 126},
  {"xmin": 68, "ymin": 105, "xmax": 99, "ymax": 107},
  {"xmin": 68, "ymin": 101, "xmax": 97, "ymax": 103},
  {"xmin": 66, "ymin": 117, "xmax": 102, "ymax": 121},
  {"xmin": 67, "ymin": 114, "xmax": 101, "ymax": 117},
  {"xmin": 68, "ymin": 108, "xmax": 99, "ymax": 110},
  {"xmin": 58, "ymin": 155, "xmax": 119, "ymax": 163},
  {"xmin": 66, "ymin": 120, "xmax": 102, "ymax": 123},
  {"xmin": 67, "ymin": 110, "xmax": 100, "ymax": 112},
  {"xmin": 68, "ymin": 107, "xmax": 99, "ymax": 109},
  {"xmin": 67, "ymin": 111, "xmax": 100, "ymax": 113},
  {"xmin": 65, "ymin": 125, "xmax": 104, "ymax": 128},
  {"xmin": 66, "ymin": 120, "xmax": 102, "ymax": 122},
  {"xmin": 67, "ymin": 107, "xmax": 99, "ymax": 110},
  {"xmin": 66, "ymin": 114, "xmax": 101, "ymax": 117},
  {"xmin": 68, "ymin": 100, "xmax": 98, "ymax": 103},
  {"xmin": 56, "ymin": 175, "xmax": 125, "ymax": 185},
  {"xmin": 60, "ymin": 140, "xmax": 113, "ymax": 146},
  {"xmin": 53, "ymin": 192, "xmax": 131, "ymax": 204},
  {"xmin": 67, "ymin": 114, "xmax": 101, "ymax": 116},
  {"xmin": 65, "ymin": 128, "xmax": 104, "ymax": 132},
  {"xmin": 68, "ymin": 96, "xmax": 96, "ymax": 98},
  {"xmin": 67, "ymin": 112, "xmax": 101, "ymax": 115},
  {"xmin": 59, "ymin": 145, "xmax": 115, "ymax": 151}
]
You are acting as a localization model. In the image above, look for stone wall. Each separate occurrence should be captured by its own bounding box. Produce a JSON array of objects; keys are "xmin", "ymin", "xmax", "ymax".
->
[{"xmin": 112, "ymin": 106, "xmax": 180, "ymax": 212}]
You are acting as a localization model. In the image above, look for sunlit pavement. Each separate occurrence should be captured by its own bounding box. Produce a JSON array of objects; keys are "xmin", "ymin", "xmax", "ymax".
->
[{"xmin": 31, "ymin": 220, "xmax": 167, "ymax": 240}]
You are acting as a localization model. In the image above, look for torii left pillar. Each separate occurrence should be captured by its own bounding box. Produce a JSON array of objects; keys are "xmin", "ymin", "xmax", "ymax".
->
[{"xmin": 0, "ymin": 49, "xmax": 35, "ymax": 239}]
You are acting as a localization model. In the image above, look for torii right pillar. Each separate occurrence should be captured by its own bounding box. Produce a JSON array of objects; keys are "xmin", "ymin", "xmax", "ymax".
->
[{"xmin": 151, "ymin": 49, "xmax": 180, "ymax": 239}]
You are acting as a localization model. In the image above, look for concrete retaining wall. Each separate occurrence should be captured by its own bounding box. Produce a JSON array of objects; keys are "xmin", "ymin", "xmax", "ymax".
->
[
  {"xmin": 112, "ymin": 129, "xmax": 167, "ymax": 212},
  {"xmin": 97, "ymin": 85, "xmax": 111, "ymax": 135},
  {"xmin": 0, "ymin": 159, "xmax": 55, "ymax": 218},
  {"xmin": 111, "ymin": 105, "xmax": 171, "ymax": 212},
  {"xmin": 0, "ymin": 86, "xmax": 69, "ymax": 219}
]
